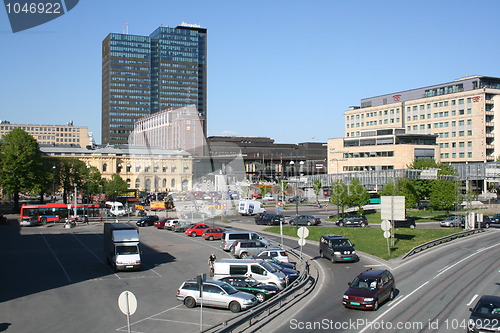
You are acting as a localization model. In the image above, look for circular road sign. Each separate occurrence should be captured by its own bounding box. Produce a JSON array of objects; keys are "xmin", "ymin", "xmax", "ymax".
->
[
  {"xmin": 298, "ymin": 238, "xmax": 307, "ymax": 246},
  {"xmin": 297, "ymin": 226, "xmax": 309, "ymax": 239},
  {"xmin": 383, "ymin": 230, "xmax": 391, "ymax": 239},
  {"xmin": 380, "ymin": 220, "xmax": 392, "ymax": 231},
  {"xmin": 118, "ymin": 291, "xmax": 137, "ymax": 316}
]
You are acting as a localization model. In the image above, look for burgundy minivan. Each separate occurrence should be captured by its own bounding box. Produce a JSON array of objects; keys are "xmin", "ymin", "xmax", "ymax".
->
[{"xmin": 343, "ymin": 269, "xmax": 395, "ymax": 311}]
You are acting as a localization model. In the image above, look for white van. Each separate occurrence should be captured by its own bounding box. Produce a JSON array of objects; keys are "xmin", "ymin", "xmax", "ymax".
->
[
  {"xmin": 238, "ymin": 200, "xmax": 266, "ymax": 216},
  {"xmin": 213, "ymin": 259, "xmax": 287, "ymax": 289},
  {"xmin": 105, "ymin": 201, "xmax": 127, "ymax": 216},
  {"xmin": 220, "ymin": 230, "xmax": 271, "ymax": 251}
]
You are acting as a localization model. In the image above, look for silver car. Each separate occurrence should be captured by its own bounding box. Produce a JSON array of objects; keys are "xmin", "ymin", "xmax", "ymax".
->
[
  {"xmin": 176, "ymin": 279, "xmax": 258, "ymax": 313},
  {"xmin": 439, "ymin": 215, "xmax": 464, "ymax": 227}
]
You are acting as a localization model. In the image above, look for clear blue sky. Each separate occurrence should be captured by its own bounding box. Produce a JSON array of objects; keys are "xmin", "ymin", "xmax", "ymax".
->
[{"xmin": 1, "ymin": 0, "xmax": 500, "ymax": 145}]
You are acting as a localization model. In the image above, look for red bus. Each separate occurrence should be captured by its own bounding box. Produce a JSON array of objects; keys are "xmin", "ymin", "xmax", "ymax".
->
[{"xmin": 19, "ymin": 203, "xmax": 101, "ymax": 226}]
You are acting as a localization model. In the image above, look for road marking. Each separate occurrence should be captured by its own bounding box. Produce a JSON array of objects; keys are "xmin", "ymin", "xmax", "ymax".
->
[
  {"xmin": 467, "ymin": 294, "xmax": 478, "ymax": 306},
  {"xmin": 40, "ymin": 233, "xmax": 72, "ymax": 282},
  {"xmin": 71, "ymin": 233, "xmax": 121, "ymax": 279},
  {"xmin": 358, "ymin": 281, "xmax": 430, "ymax": 333}
]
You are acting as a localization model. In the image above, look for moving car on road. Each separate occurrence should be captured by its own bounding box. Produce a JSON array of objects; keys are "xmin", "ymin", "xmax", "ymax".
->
[
  {"xmin": 343, "ymin": 269, "xmax": 395, "ymax": 311},
  {"xmin": 335, "ymin": 215, "xmax": 368, "ymax": 227},
  {"xmin": 319, "ymin": 234, "xmax": 358, "ymax": 263},
  {"xmin": 467, "ymin": 295, "xmax": 500, "ymax": 333},
  {"xmin": 289, "ymin": 215, "xmax": 321, "ymax": 226},
  {"xmin": 439, "ymin": 215, "xmax": 464, "ymax": 227}
]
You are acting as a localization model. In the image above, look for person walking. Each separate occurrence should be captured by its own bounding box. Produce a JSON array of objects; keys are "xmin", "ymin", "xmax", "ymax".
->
[{"xmin": 208, "ymin": 254, "xmax": 217, "ymax": 277}]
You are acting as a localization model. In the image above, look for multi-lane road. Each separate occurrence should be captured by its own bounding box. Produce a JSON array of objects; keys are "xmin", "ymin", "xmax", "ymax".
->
[{"xmin": 0, "ymin": 211, "xmax": 498, "ymax": 333}]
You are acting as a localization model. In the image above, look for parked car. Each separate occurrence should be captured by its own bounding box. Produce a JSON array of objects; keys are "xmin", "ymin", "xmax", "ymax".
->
[
  {"xmin": 439, "ymin": 215, "xmax": 464, "ymax": 227},
  {"xmin": 267, "ymin": 261, "xmax": 299, "ymax": 283},
  {"xmin": 202, "ymin": 228, "xmax": 225, "ymax": 241},
  {"xmin": 185, "ymin": 223, "xmax": 210, "ymax": 237},
  {"xmin": 319, "ymin": 234, "xmax": 358, "ymax": 263},
  {"xmin": 19, "ymin": 216, "xmax": 42, "ymax": 227},
  {"xmin": 176, "ymin": 279, "xmax": 257, "ymax": 313},
  {"xmin": 165, "ymin": 219, "xmax": 181, "ymax": 230},
  {"xmin": 289, "ymin": 215, "xmax": 321, "ymax": 226},
  {"xmin": 336, "ymin": 215, "xmax": 368, "ymax": 227},
  {"xmin": 490, "ymin": 214, "xmax": 500, "ymax": 224},
  {"xmin": 231, "ymin": 240, "xmax": 268, "ymax": 259},
  {"xmin": 173, "ymin": 222, "xmax": 195, "ymax": 233},
  {"xmin": 393, "ymin": 217, "xmax": 416, "ymax": 228},
  {"xmin": 461, "ymin": 215, "xmax": 491, "ymax": 229},
  {"xmin": 288, "ymin": 196, "xmax": 307, "ymax": 203},
  {"xmin": 136, "ymin": 215, "xmax": 159, "ymax": 227},
  {"xmin": 218, "ymin": 276, "xmax": 279, "ymax": 303},
  {"xmin": 343, "ymin": 269, "xmax": 395, "ymax": 311},
  {"xmin": 254, "ymin": 213, "xmax": 285, "ymax": 226},
  {"xmin": 250, "ymin": 255, "xmax": 296, "ymax": 270},
  {"xmin": 254, "ymin": 248, "xmax": 290, "ymax": 263},
  {"xmin": 153, "ymin": 218, "xmax": 169, "ymax": 229},
  {"xmin": 467, "ymin": 295, "xmax": 500, "ymax": 332}
]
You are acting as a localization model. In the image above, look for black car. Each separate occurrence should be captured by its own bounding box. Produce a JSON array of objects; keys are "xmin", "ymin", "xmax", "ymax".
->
[
  {"xmin": 288, "ymin": 196, "xmax": 307, "ymax": 203},
  {"xmin": 319, "ymin": 234, "xmax": 358, "ymax": 263},
  {"xmin": 343, "ymin": 269, "xmax": 395, "ymax": 311},
  {"xmin": 336, "ymin": 215, "xmax": 368, "ymax": 227},
  {"xmin": 267, "ymin": 261, "xmax": 299, "ymax": 283},
  {"xmin": 136, "ymin": 215, "xmax": 159, "ymax": 227},
  {"xmin": 218, "ymin": 276, "xmax": 279, "ymax": 303},
  {"xmin": 251, "ymin": 255, "xmax": 296, "ymax": 270},
  {"xmin": 254, "ymin": 213, "xmax": 285, "ymax": 226},
  {"xmin": 289, "ymin": 215, "xmax": 321, "ymax": 226},
  {"xmin": 393, "ymin": 217, "xmax": 416, "ymax": 228},
  {"xmin": 490, "ymin": 214, "xmax": 500, "ymax": 224},
  {"xmin": 467, "ymin": 295, "xmax": 500, "ymax": 332}
]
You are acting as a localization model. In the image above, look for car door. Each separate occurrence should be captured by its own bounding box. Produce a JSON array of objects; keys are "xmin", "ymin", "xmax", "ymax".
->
[
  {"xmin": 203, "ymin": 284, "xmax": 226, "ymax": 308},
  {"xmin": 379, "ymin": 275, "xmax": 390, "ymax": 301}
]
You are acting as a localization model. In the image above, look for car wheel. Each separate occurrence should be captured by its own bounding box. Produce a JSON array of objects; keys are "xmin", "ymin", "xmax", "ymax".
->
[
  {"xmin": 40, "ymin": 217, "xmax": 47, "ymax": 224},
  {"xmin": 319, "ymin": 250, "xmax": 324, "ymax": 258},
  {"xmin": 307, "ymin": 221, "xmax": 312, "ymax": 226},
  {"xmin": 331, "ymin": 256, "xmax": 336, "ymax": 263},
  {"xmin": 229, "ymin": 301, "xmax": 241, "ymax": 313},
  {"xmin": 360, "ymin": 222, "xmax": 367, "ymax": 227},
  {"xmin": 485, "ymin": 223, "xmax": 490, "ymax": 229},
  {"xmin": 372, "ymin": 300, "xmax": 379, "ymax": 311},
  {"xmin": 389, "ymin": 289, "xmax": 394, "ymax": 301},
  {"xmin": 190, "ymin": 232, "xmax": 197, "ymax": 237},
  {"xmin": 338, "ymin": 222, "xmax": 344, "ymax": 227},
  {"xmin": 208, "ymin": 236, "xmax": 214, "ymax": 241},
  {"xmin": 240, "ymin": 252, "xmax": 248, "ymax": 258},
  {"xmin": 409, "ymin": 224, "xmax": 415, "ymax": 229},
  {"xmin": 184, "ymin": 297, "xmax": 196, "ymax": 308},
  {"xmin": 255, "ymin": 292, "xmax": 266, "ymax": 303}
]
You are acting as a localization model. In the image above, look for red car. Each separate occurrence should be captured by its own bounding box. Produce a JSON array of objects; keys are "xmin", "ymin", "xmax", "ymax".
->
[
  {"xmin": 185, "ymin": 223, "xmax": 210, "ymax": 237},
  {"xmin": 202, "ymin": 228, "xmax": 225, "ymax": 241},
  {"xmin": 154, "ymin": 218, "xmax": 168, "ymax": 229}
]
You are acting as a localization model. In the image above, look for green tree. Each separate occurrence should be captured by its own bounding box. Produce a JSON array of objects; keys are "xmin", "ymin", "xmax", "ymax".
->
[
  {"xmin": 259, "ymin": 185, "xmax": 270, "ymax": 198},
  {"xmin": 429, "ymin": 180, "xmax": 460, "ymax": 212},
  {"xmin": 58, "ymin": 158, "xmax": 88, "ymax": 204},
  {"xmin": 0, "ymin": 128, "xmax": 44, "ymax": 210},
  {"xmin": 347, "ymin": 178, "xmax": 370, "ymax": 213},
  {"xmin": 104, "ymin": 174, "xmax": 129, "ymax": 199},
  {"xmin": 330, "ymin": 179, "xmax": 349, "ymax": 217},
  {"xmin": 397, "ymin": 178, "xmax": 418, "ymax": 208},
  {"xmin": 312, "ymin": 179, "xmax": 322, "ymax": 206},
  {"xmin": 380, "ymin": 180, "xmax": 397, "ymax": 196}
]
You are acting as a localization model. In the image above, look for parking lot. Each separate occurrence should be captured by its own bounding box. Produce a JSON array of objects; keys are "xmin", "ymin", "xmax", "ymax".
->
[{"xmin": 0, "ymin": 219, "xmax": 267, "ymax": 333}]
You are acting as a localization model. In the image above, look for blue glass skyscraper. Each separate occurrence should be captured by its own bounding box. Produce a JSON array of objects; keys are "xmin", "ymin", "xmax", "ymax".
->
[{"xmin": 102, "ymin": 23, "xmax": 207, "ymax": 144}]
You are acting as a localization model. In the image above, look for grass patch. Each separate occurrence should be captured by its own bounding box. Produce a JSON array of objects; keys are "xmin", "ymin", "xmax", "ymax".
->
[
  {"xmin": 264, "ymin": 226, "xmax": 461, "ymax": 260},
  {"xmin": 326, "ymin": 210, "xmax": 463, "ymax": 223}
]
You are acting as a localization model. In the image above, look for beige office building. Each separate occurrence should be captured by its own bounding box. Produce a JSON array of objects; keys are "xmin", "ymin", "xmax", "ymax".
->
[
  {"xmin": 329, "ymin": 76, "xmax": 500, "ymax": 173},
  {"xmin": 41, "ymin": 145, "xmax": 193, "ymax": 192},
  {"xmin": 0, "ymin": 121, "xmax": 92, "ymax": 147}
]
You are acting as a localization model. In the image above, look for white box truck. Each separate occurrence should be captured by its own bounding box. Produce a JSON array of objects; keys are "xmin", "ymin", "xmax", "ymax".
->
[
  {"xmin": 238, "ymin": 200, "xmax": 266, "ymax": 216},
  {"xmin": 103, "ymin": 223, "xmax": 141, "ymax": 271}
]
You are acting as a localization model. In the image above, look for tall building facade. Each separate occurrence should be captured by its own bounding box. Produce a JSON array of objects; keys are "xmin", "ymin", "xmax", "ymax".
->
[
  {"xmin": 328, "ymin": 76, "xmax": 500, "ymax": 173},
  {"xmin": 102, "ymin": 23, "xmax": 207, "ymax": 145}
]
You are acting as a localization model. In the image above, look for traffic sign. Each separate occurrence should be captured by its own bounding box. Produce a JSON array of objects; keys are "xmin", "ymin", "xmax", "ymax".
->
[
  {"xmin": 298, "ymin": 238, "xmax": 307, "ymax": 246},
  {"xmin": 118, "ymin": 291, "xmax": 137, "ymax": 315},
  {"xmin": 383, "ymin": 230, "xmax": 391, "ymax": 239},
  {"xmin": 297, "ymin": 226, "xmax": 309, "ymax": 239},
  {"xmin": 380, "ymin": 220, "xmax": 391, "ymax": 231}
]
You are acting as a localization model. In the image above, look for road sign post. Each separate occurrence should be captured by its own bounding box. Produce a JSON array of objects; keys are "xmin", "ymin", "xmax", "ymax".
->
[
  {"xmin": 118, "ymin": 291, "xmax": 137, "ymax": 333},
  {"xmin": 380, "ymin": 220, "xmax": 392, "ymax": 256},
  {"xmin": 297, "ymin": 227, "xmax": 309, "ymax": 259}
]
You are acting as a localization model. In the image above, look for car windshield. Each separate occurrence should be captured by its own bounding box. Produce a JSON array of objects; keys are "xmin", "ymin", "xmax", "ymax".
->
[
  {"xmin": 219, "ymin": 282, "xmax": 238, "ymax": 295},
  {"xmin": 261, "ymin": 262, "xmax": 277, "ymax": 273},
  {"xmin": 116, "ymin": 245, "xmax": 139, "ymax": 255},
  {"xmin": 332, "ymin": 239, "xmax": 352, "ymax": 247},
  {"xmin": 351, "ymin": 277, "xmax": 378, "ymax": 290},
  {"xmin": 474, "ymin": 300, "xmax": 500, "ymax": 318}
]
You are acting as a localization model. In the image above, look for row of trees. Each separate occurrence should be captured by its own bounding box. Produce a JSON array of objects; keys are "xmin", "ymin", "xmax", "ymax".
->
[
  {"xmin": 0, "ymin": 129, "xmax": 129, "ymax": 211},
  {"xmin": 329, "ymin": 159, "xmax": 461, "ymax": 215}
]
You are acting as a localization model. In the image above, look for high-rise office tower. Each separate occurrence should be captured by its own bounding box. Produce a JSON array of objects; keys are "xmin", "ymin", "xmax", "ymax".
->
[{"xmin": 102, "ymin": 23, "xmax": 207, "ymax": 145}]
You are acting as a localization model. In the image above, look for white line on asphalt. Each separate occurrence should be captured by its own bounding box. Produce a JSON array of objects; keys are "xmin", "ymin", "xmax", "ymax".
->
[
  {"xmin": 40, "ymin": 232, "xmax": 72, "ymax": 283},
  {"xmin": 467, "ymin": 294, "xmax": 478, "ymax": 306},
  {"xmin": 358, "ymin": 281, "xmax": 430, "ymax": 333},
  {"xmin": 71, "ymin": 233, "xmax": 121, "ymax": 279}
]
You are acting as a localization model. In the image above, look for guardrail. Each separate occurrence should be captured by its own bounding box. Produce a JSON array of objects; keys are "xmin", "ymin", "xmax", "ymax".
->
[
  {"xmin": 202, "ymin": 247, "xmax": 317, "ymax": 333},
  {"xmin": 402, "ymin": 228, "xmax": 486, "ymax": 259}
]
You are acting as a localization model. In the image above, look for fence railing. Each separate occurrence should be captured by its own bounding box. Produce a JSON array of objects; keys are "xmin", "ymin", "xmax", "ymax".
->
[
  {"xmin": 402, "ymin": 228, "xmax": 486, "ymax": 259},
  {"xmin": 202, "ymin": 248, "xmax": 317, "ymax": 333}
]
